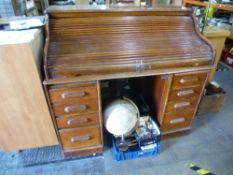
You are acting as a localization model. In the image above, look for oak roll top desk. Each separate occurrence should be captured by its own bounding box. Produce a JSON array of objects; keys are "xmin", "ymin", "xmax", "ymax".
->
[{"xmin": 43, "ymin": 7, "xmax": 215, "ymax": 157}]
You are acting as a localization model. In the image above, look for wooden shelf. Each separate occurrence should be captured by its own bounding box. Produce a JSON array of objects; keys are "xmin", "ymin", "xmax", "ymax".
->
[{"xmin": 184, "ymin": 0, "xmax": 233, "ymax": 12}]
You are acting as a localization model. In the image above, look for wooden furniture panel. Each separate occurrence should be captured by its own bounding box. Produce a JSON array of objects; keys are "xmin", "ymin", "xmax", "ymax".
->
[
  {"xmin": 161, "ymin": 109, "xmax": 195, "ymax": 131},
  {"xmin": 169, "ymin": 86, "xmax": 202, "ymax": 100},
  {"xmin": 172, "ymin": 71, "xmax": 208, "ymax": 89},
  {"xmin": 56, "ymin": 113, "xmax": 99, "ymax": 129},
  {"xmin": 43, "ymin": 8, "xmax": 215, "ymax": 157},
  {"xmin": 159, "ymin": 71, "xmax": 209, "ymax": 133},
  {"xmin": 44, "ymin": 8, "xmax": 215, "ymax": 80},
  {"xmin": 52, "ymin": 99, "xmax": 99, "ymax": 116},
  {"xmin": 0, "ymin": 29, "xmax": 58, "ymax": 151},
  {"xmin": 46, "ymin": 81, "xmax": 103, "ymax": 157},
  {"xmin": 153, "ymin": 75, "xmax": 173, "ymax": 124},
  {"xmin": 166, "ymin": 98, "xmax": 198, "ymax": 112},
  {"xmin": 59, "ymin": 126, "xmax": 101, "ymax": 149},
  {"xmin": 49, "ymin": 84, "xmax": 98, "ymax": 103},
  {"xmin": 203, "ymin": 27, "xmax": 230, "ymax": 81}
]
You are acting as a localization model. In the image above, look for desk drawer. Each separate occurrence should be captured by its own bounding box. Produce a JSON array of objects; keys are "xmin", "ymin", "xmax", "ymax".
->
[
  {"xmin": 161, "ymin": 110, "xmax": 195, "ymax": 131},
  {"xmin": 56, "ymin": 113, "xmax": 99, "ymax": 129},
  {"xmin": 59, "ymin": 126, "xmax": 101, "ymax": 149},
  {"xmin": 172, "ymin": 72, "xmax": 208, "ymax": 89},
  {"xmin": 49, "ymin": 84, "xmax": 98, "ymax": 103},
  {"xmin": 166, "ymin": 98, "xmax": 198, "ymax": 112},
  {"xmin": 53, "ymin": 99, "xmax": 98, "ymax": 116},
  {"xmin": 169, "ymin": 86, "xmax": 202, "ymax": 101}
]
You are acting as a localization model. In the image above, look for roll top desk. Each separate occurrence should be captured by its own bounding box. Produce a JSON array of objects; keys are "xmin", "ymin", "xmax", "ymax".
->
[{"xmin": 43, "ymin": 7, "xmax": 215, "ymax": 157}]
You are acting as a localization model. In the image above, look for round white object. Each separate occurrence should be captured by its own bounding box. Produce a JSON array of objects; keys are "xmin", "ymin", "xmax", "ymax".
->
[{"xmin": 103, "ymin": 99, "xmax": 138, "ymax": 136}]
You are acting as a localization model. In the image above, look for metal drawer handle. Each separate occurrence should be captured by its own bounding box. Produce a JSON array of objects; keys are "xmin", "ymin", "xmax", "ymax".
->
[
  {"xmin": 177, "ymin": 89, "xmax": 194, "ymax": 96},
  {"xmin": 70, "ymin": 135, "xmax": 91, "ymax": 143},
  {"xmin": 67, "ymin": 118, "xmax": 88, "ymax": 125},
  {"xmin": 180, "ymin": 76, "xmax": 199, "ymax": 84},
  {"xmin": 64, "ymin": 105, "xmax": 87, "ymax": 113},
  {"xmin": 174, "ymin": 102, "xmax": 190, "ymax": 108},
  {"xmin": 170, "ymin": 117, "xmax": 185, "ymax": 124},
  {"xmin": 61, "ymin": 91, "xmax": 86, "ymax": 99}
]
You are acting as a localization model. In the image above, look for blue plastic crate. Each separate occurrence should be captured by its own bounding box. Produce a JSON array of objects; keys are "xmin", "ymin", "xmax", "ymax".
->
[{"xmin": 112, "ymin": 137, "xmax": 160, "ymax": 161}]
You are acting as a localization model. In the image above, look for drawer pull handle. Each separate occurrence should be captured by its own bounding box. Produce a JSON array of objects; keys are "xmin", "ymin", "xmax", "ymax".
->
[
  {"xmin": 70, "ymin": 135, "xmax": 90, "ymax": 143},
  {"xmin": 64, "ymin": 105, "xmax": 87, "ymax": 113},
  {"xmin": 177, "ymin": 89, "xmax": 194, "ymax": 96},
  {"xmin": 174, "ymin": 102, "xmax": 190, "ymax": 108},
  {"xmin": 67, "ymin": 118, "xmax": 88, "ymax": 125},
  {"xmin": 180, "ymin": 77, "xmax": 198, "ymax": 84},
  {"xmin": 61, "ymin": 91, "xmax": 86, "ymax": 99},
  {"xmin": 170, "ymin": 118, "xmax": 185, "ymax": 124}
]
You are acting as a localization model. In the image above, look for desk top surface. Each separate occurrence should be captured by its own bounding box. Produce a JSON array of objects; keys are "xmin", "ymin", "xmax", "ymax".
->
[{"xmin": 44, "ymin": 8, "xmax": 214, "ymax": 82}]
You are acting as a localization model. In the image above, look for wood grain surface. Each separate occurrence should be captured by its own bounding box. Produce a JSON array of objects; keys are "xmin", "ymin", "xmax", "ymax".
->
[
  {"xmin": 0, "ymin": 32, "xmax": 58, "ymax": 151},
  {"xmin": 160, "ymin": 70, "xmax": 209, "ymax": 132},
  {"xmin": 161, "ymin": 109, "xmax": 195, "ymax": 131},
  {"xmin": 168, "ymin": 86, "xmax": 202, "ymax": 100},
  {"xmin": 52, "ymin": 98, "xmax": 99, "ymax": 116},
  {"xmin": 43, "ymin": 8, "xmax": 215, "ymax": 152},
  {"xmin": 44, "ymin": 8, "xmax": 215, "ymax": 80},
  {"xmin": 171, "ymin": 71, "xmax": 208, "ymax": 89},
  {"xmin": 56, "ymin": 113, "xmax": 99, "ymax": 129},
  {"xmin": 59, "ymin": 126, "xmax": 101, "ymax": 149},
  {"xmin": 49, "ymin": 83, "xmax": 98, "ymax": 103}
]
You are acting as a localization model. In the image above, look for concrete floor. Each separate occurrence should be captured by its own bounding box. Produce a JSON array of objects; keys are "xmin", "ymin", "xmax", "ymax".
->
[{"xmin": 1, "ymin": 70, "xmax": 233, "ymax": 175}]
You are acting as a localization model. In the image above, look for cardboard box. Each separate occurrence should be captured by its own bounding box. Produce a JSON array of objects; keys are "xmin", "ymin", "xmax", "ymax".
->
[{"xmin": 197, "ymin": 82, "xmax": 227, "ymax": 115}]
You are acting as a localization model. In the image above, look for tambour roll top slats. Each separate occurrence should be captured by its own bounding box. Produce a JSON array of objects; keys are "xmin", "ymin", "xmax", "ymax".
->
[{"xmin": 45, "ymin": 8, "xmax": 214, "ymax": 79}]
